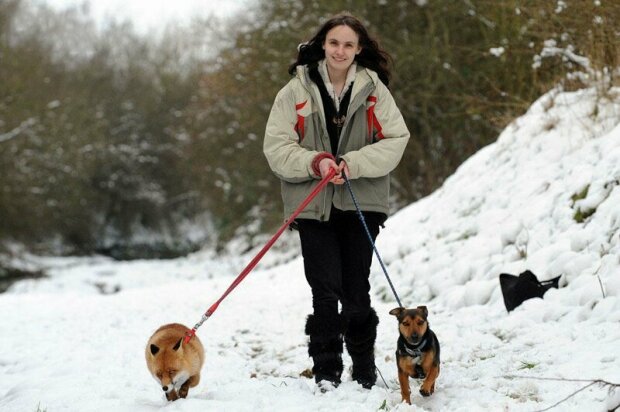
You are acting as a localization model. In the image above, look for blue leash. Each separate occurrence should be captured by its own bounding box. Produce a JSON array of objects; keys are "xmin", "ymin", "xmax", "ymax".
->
[{"xmin": 342, "ymin": 173, "xmax": 403, "ymax": 308}]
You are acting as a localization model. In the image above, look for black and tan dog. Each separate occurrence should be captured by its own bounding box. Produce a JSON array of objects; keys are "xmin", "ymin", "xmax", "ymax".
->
[{"xmin": 389, "ymin": 306, "xmax": 440, "ymax": 404}]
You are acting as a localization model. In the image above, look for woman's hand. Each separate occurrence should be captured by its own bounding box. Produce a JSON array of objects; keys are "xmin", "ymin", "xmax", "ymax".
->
[{"xmin": 318, "ymin": 158, "xmax": 349, "ymax": 185}]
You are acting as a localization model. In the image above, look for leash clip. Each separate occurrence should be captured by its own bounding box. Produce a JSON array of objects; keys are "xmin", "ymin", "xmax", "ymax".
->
[{"xmin": 184, "ymin": 313, "xmax": 210, "ymax": 344}]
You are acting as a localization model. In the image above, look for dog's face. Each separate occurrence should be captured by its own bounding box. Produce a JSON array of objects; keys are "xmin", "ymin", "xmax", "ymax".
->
[{"xmin": 389, "ymin": 306, "xmax": 429, "ymax": 345}]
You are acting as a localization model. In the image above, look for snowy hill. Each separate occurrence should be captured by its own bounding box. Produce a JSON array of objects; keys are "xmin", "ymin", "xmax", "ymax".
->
[{"xmin": 1, "ymin": 87, "xmax": 619, "ymax": 412}]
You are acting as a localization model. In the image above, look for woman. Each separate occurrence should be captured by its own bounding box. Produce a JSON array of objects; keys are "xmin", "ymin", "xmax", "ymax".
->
[{"xmin": 263, "ymin": 13, "xmax": 409, "ymax": 390}]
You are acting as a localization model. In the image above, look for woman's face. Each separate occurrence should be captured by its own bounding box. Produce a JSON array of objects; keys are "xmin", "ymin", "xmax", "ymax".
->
[{"xmin": 322, "ymin": 24, "xmax": 361, "ymax": 75}]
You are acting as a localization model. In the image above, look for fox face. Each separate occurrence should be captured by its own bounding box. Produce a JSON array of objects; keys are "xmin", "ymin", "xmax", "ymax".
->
[
  {"xmin": 148, "ymin": 338, "xmax": 189, "ymax": 394},
  {"xmin": 145, "ymin": 323, "xmax": 204, "ymax": 401}
]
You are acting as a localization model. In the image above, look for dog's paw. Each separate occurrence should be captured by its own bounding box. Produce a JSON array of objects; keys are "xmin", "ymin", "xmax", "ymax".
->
[
  {"xmin": 419, "ymin": 388, "xmax": 432, "ymax": 397},
  {"xmin": 412, "ymin": 364, "xmax": 426, "ymax": 379},
  {"xmin": 166, "ymin": 390, "xmax": 180, "ymax": 401}
]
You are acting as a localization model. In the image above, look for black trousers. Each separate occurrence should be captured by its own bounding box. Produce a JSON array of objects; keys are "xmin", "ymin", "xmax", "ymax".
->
[{"xmin": 297, "ymin": 207, "xmax": 385, "ymax": 325}]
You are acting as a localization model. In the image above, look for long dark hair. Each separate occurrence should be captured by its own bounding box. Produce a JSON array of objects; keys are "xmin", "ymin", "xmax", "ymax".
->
[{"xmin": 288, "ymin": 13, "xmax": 393, "ymax": 86}]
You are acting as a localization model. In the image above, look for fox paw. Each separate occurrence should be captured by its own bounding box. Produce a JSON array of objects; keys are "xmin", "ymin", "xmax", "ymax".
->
[{"xmin": 178, "ymin": 385, "xmax": 189, "ymax": 399}]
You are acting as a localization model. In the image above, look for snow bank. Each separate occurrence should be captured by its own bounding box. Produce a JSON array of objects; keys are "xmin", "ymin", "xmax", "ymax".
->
[{"xmin": 1, "ymin": 87, "xmax": 619, "ymax": 411}]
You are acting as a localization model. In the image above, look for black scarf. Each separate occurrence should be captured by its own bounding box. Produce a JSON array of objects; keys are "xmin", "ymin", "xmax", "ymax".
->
[{"xmin": 309, "ymin": 65, "xmax": 353, "ymax": 155}]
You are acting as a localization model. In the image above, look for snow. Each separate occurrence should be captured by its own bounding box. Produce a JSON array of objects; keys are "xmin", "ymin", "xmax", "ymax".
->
[{"xmin": 1, "ymin": 87, "xmax": 620, "ymax": 411}]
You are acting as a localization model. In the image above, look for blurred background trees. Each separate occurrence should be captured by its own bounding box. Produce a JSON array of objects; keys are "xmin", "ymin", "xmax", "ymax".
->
[{"xmin": 1, "ymin": 0, "xmax": 618, "ymax": 259}]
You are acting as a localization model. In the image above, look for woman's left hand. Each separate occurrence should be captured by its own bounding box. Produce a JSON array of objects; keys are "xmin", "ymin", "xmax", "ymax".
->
[{"xmin": 331, "ymin": 160, "xmax": 350, "ymax": 185}]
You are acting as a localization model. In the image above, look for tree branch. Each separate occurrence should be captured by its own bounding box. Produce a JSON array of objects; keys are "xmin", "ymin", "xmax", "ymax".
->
[
  {"xmin": 0, "ymin": 118, "xmax": 37, "ymax": 144},
  {"xmin": 502, "ymin": 375, "xmax": 620, "ymax": 412}
]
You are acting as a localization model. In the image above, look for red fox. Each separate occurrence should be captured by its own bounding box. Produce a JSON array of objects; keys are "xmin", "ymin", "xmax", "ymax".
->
[{"xmin": 145, "ymin": 323, "xmax": 205, "ymax": 401}]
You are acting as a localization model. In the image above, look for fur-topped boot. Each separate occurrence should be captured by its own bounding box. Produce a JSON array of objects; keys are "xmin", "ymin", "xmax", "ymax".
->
[
  {"xmin": 345, "ymin": 308, "xmax": 379, "ymax": 389},
  {"xmin": 305, "ymin": 313, "xmax": 347, "ymax": 389}
]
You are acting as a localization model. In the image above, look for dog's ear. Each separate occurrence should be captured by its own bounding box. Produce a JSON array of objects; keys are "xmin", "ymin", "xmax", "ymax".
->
[
  {"xmin": 389, "ymin": 307, "xmax": 405, "ymax": 318},
  {"xmin": 172, "ymin": 338, "xmax": 183, "ymax": 352},
  {"xmin": 417, "ymin": 305, "xmax": 428, "ymax": 319},
  {"xmin": 150, "ymin": 344, "xmax": 160, "ymax": 356}
]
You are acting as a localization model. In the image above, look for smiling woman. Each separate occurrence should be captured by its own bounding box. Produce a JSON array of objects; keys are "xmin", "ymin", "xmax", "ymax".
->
[
  {"xmin": 263, "ymin": 11, "xmax": 410, "ymax": 392},
  {"xmin": 34, "ymin": 0, "xmax": 249, "ymax": 34}
]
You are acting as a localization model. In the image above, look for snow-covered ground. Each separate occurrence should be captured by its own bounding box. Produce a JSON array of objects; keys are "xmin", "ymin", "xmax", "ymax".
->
[{"xmin": 1, "ymin": 87, "xmax": 619, "ymax": 411}]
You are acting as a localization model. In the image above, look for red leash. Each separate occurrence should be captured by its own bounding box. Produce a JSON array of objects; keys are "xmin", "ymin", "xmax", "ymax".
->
[{"xmin": 184, "ymin": 168, "xmax": 337, "ymax": 343}]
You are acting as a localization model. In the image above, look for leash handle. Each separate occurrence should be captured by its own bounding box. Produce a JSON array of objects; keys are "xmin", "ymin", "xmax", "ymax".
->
[
  {"xmin": 342, "ymin": 173, "xmax": 403, "ymax": 308},
  {"xmin": 185, "ymin": 168, "xmax": 337, "ymax": 342}
]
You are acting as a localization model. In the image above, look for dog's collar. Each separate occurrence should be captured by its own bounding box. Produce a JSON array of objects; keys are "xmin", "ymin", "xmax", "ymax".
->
[
  {"xmin": 398, "ymin": 328, "xmax": 431, "ymax": 358},
  {"xmin": 401, "ymin": 339, "xmax": 426, "ymax": 358}
]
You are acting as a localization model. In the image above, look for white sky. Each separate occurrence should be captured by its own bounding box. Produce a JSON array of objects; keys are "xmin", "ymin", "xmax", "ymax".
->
[{"xmin": 36, "ymin": 0, "xmax": 249, "ymax": 34}]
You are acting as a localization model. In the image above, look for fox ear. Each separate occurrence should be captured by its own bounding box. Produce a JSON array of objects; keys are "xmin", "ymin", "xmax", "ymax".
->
[
  {"xmin": 417, "ymin": 305, "xmax": 428, "ymax": 319},
  {"xmin": 389, "ymin": 307, "xmax": 405, "ymax": 317},
  {"xmin": 172, "ymin": 338, "xmax": 182, "ymax": 351},
  {"xmin": 150, "ymin": 344, "xmax": 160, "ymax": 356}
]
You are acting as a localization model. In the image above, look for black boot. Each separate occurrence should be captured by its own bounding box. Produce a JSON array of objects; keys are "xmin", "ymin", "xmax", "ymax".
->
[
  {"xmin": 305, "ymin": 313, "xmax": 347, "ymax": 388},
  {"xmin": 345, "ymin": 308, "xmax": 379, "ymax": 389}
]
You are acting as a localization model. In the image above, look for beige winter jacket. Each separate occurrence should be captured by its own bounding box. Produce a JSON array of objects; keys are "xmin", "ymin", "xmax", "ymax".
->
[{"xmin": 264, "ymin": 64, "xmax": 410, "ymax": 221}]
